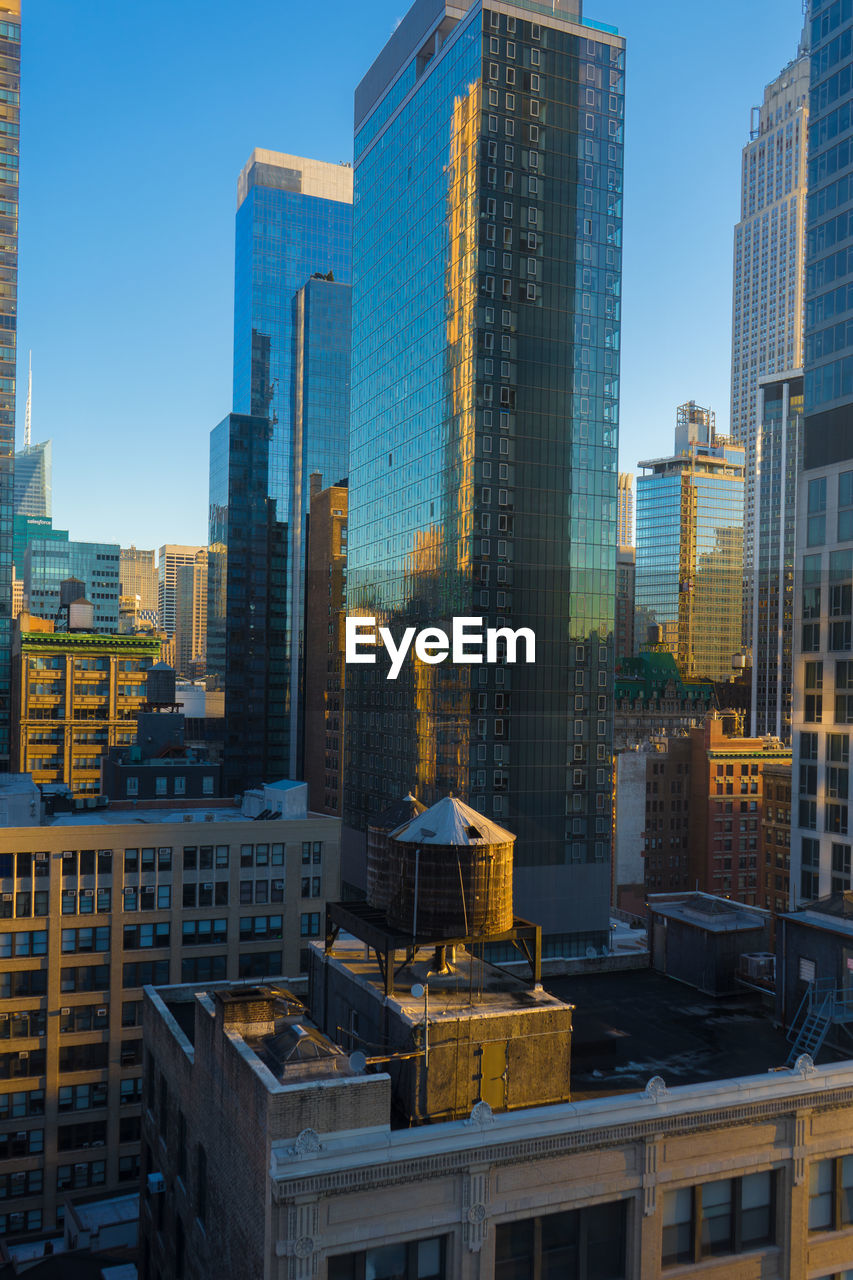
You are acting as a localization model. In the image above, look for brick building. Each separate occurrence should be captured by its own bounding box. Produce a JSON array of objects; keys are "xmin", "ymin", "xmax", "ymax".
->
[
  {"xmin": 643, "ymin": 714, "xmax": 791, "ymax": 905},
  {"xmin": 760, "ymin": 760, "xmax": 792, "ymax": 915}
]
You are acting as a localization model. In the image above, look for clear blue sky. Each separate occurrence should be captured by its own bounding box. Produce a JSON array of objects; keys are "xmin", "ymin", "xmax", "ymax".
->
[{"xmin": 19, "ymin": 0, "xmax": 805, "ymax": 549}]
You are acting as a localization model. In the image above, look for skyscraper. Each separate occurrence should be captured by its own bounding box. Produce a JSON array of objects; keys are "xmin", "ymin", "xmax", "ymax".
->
[
  {"xmin": 730, "ymin": 36, "xmax": 809, "ymax": 645},
  {"xmin": 24, "ymin": 539, "xmax": 120, "ymax": 632},
  {"xmin": 13, "ymin": 440, "xmax": 51, "ymax": 519},
  {"xmin": 0, "ymin": 3, "xmax": 19, "ymax": 771},
  {"xmin": 207, "ymin": 413, "xmax": 287, "ymax": 792},
  {"xmin": 345, "ymin": 0, "xmax": 625, "ymax": 949},
  {"xmin": 751, "ymin": 372, "xmax": 802, "ymax": 742},
  {"xmin": 174, "ymin": 548, "xmax": 207, "ymax": 679},
  {"xmin": 158, "ymin": 545, "xmax": 204, "ymax": 638},
  {"xmin": 119, "ymin": 546, "xmax": 158, "ymax": 615},
  {"xmin": 635, "ymin": 403, "xmax": 744, "ymax": 683},
  {"xmin": 790, "ymin": 0, "xmax": 853, "ymax": 905},
  {"xmin": 223, "ymin": 151, "xmax": 352, "ymax": 783}
]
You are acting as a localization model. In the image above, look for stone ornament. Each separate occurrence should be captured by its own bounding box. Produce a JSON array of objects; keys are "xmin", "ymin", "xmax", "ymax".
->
[
  {"xmin": 291, "ymin": 1128, "xmax": 322, "ymax": 1157},
  {"xmin": 794, "ymin": 1054, "xmax": 816, "ymax": 1078},
  {"xmin": 294, "ymin": 1238, "xmax": 314, "ymax": 1259},
  {"xmin": 645, "ymin": 1076, "xmax": 668, "ymax": 1101},
  {"xmin": 467, "ymin": 1203, "xmax": 487, "ymax": 1224},
  {"xmin": 466, "ymin": 1100, "xmax": 495, "ymax": 1129}
]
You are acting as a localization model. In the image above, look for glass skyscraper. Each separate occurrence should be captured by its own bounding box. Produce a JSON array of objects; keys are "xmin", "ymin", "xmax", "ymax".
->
[
  {"xmin": 345, "ymin": 0, "xmax": 624, "ymax": 949},
  {"xmin": 13, "ymin": 439, "xmax": 51, "ymax": 519},
  {"xmin": 791, "ymin": 0, "xmax": 853, "ymax": 905},
  {"xmin": 24, "ymin": 540, "xmax": 120, "ymax": 632},
  {"xmin": 226, "ymin": 151, "xmax": 352, "ymax": 782},
  {"xmin": 751, "ymin": 373, "xmax": 802, "ymax": 742},
  {"xmin": 207, "ymin": 412, "xmax": 287, "ymax": 792},
  {"xmin": 730, "ymin": 35, "xmax": 809, "ymax": 646},
  {"xmin": 635, "ymin": 403, "xmax": 744, "ymax": 684},
  {"xmin": 0, "ymin": 3, "xmax": 19, "ymax": 770}
]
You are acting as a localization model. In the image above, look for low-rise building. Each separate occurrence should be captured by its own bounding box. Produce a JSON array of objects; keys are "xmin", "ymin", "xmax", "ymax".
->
[
  {"xmin": 761, "ymin": 760, "xmax": 792, "ymax": 915},
  {"xmin": 0, "ymin": 785, "xmax": 340, "ymax": 1245},
  {"xmin": 614, "ymin": 643, "xmax": 716, "ymax": 750},
  {"xmin": 11, "ymin": 615, "xmax": 161, "ymax": 797}
]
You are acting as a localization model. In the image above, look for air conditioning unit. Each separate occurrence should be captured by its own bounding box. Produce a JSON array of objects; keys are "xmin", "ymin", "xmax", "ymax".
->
[
  {"xmin": 96, "ymin": 1008, "xmax": 107, "ymax": 1018},
  {"xmin": 18, "ymin": 1050, "xmax": 28, "ymax": 1060},
  {"xmin": 147, "ymin": 1172, "xmax": 166, "ymax": 1195},
  {"xmin": 2, "ymin": 893, "xmax": 11, "ymax": 902},
  {"xmin": 60, "ymin": 1008, "xmax": 70, "ymax": 1016}
]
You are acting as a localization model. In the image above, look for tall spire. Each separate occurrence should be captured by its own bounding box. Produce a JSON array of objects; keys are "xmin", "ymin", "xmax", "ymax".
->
[{"xmin": 23, "ymin": 348, "xmax": 31, "ymax": 448}]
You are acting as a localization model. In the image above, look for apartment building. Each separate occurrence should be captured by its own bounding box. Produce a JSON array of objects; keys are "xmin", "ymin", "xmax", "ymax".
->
[{"xmin": 0, "ymin": 786, "xmax": 340, "ymax": 1244}]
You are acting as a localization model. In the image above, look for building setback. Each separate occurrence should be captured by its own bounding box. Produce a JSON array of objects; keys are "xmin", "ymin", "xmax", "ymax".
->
[
  {"xmin": 0, "ymin": 796, "xmax": 340, "ymax": 1245},
  {"xmin": 303, "ymin": 477, "xmax": 347, "ymax": 816},
  {"xmin": 344, "ymin": 0, "xmax": 625, "ymax": 950}
]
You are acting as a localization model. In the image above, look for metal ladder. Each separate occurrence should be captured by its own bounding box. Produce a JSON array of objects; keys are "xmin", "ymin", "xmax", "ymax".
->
[{"xmin": 786, "ymin": 980, "xmax": 836, "ymax": 1066}]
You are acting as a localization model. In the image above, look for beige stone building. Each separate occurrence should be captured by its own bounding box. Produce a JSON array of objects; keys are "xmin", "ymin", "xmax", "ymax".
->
[
  {"xmin": 142, "ymin": 965, "xmax": 853, "ymax": 1280},
  {"xmin": 0, "ymin": 787, "xmax": 339, "ymax": 1244}
]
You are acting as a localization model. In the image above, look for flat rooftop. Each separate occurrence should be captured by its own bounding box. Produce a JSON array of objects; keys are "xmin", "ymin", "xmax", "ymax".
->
[
  {"xmin": 44, "ymin": 804, "xmax": 331, "ymax": 828},
  {"xmin": 546, "ymin": 969, "xmax": 824, "ymax": 1099},
  {"xmin": 326, "ymin": 936, "xmax": 567, "ymax": 1027}
]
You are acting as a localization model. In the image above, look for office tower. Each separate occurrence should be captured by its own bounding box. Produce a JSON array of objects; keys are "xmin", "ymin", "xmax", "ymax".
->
[
  {"xmin": 303, "ymin": 475, "xmax": 347, "ymax": 815},
  {"xmin": 615, "ymin": 545, "xmax": 634, "ymax": 663},
  {"xmin": 790, "ymin": 0, "xmax": 853, "ymax": 907},
  {"xmin": 174, "ymin": 548, "xmax": 207, "ymax": 679},
  {"xmin": 288, "ymin": 274, "xmax": 351, "ymax": 772},
  {"xmin": 635, "ymin": 402, "xmax": 744, "ymax": 683},
  {"xmin": 731, "ymin": 35, "xmax": 809, "ymax": 647},
  {"xmin": 158, "ymin": 546, "xmax": 203, "ymax": 639},
  {"xmin": 24, "ymin": 539, "xmax": 120, "ymax": 632},
  {"xmin": 751, "ymin": 372, "xmax": 803, "ymax": 742},
  {"xmin": 344, "ymin": 0, "xmax": 625, "ymax": 949},
  {"xmin": 617, "ymin": 471, "xmax": 633, "ymax": 547},
  {"xmin": 119, "ymin": 547, "xmax": 158, "ymax": 616},
  {"xmin": 12, "ymin": 514, "xmax": 65, "ymax": 577},
  {"xmin": 207, "ymin": 413, "xmax": 287, "ymax": 792},
  {"xmin": 0, "ymin": 794, "xmax": 339, "ymax": 1244},
  {"xmin": 11, "ymin": 614, "xmax": 160, "ymax": 794},
  {"xmin": 13, "ymin": 441, "xmax": 51, "ymax": 519},
  {"xmin": 0, "ymin": 4, "xmax": 19, "ymax": 772},
  {"xmin": 217, "ymin": 153, "xmax": 352, "ymax": 786}
]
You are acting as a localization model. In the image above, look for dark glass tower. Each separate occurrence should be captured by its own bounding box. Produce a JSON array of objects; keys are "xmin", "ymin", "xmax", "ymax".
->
[
  {"xmin": 791, "ymin": 0, "xmax": 853, "ymax": 903},
  {"xmin": 0, "ymin": 4, "xmax": 19, "ymax": 770},
  {"xmin": 227, "ymin": 152, "xmax": 353, "ymax": 782},
  {"xmin": 345, "ymin": 0, "xmax": 625, "ymax": 949},
  {"xmin": 208, "ymin": 413, "xmax": 287, "ymax": 792}
]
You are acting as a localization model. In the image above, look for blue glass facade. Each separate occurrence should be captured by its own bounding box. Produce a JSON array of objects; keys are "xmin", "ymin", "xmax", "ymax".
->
[
  {"xmin": 13, "ymin": 440, "xmax": 51, "ymax": 519},
  {"xmin": 12, "ymin": 514, "xmax": 65, "ymax": 577},
  {"xmin": 804, "ymin": 0, "xmax": 853, "ymax": 463},
  {"xmin": 24, "ymin": 540, "xmax": 120, "ymax": 632},
  {"xmin": 345, "ymin": 0, "xmax": 625, "ymax": 947},
  {"xmin": 207, "ymin": 413, "xmax": 286, "ymax": 791},
  {"xmin": 229, "ymin": 154, "xmax": 352, "ymax": 779},
  {"xmin": 0, "ymin": 7, "xmax": 19, "ymax": 769}
]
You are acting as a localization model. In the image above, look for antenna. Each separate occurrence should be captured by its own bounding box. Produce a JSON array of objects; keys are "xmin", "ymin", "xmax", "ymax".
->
[{"xmin": 23, "ymin": 349, "xmax": 31, "ymax": 448}]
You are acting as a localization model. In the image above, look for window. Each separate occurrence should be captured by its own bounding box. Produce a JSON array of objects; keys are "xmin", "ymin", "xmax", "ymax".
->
[
  {"xmin": 58, "ymin": 1081, "xmax": 108, "ymax": 1112},
  {"xmin": 663, "ymin": 1172, "xmax": 775, "ymax": 1266},
  {"xmin": 328, "ymin": 1237, "xmax": 446, "ymax": 1280},
  {"xmin": 494, "ymin": 1202, "xmax": 626, "ymax": 1280},
  {"xmin": 810, "ymin": 1156, "xmax": 853, "ymax": 1231},
  {"xmin": 808, "ymin": 476, "xmax": 827, "ymax": 546},
  {"xmin": 840, "ymin": 470, "xmax": 853, "ymax": 540}
]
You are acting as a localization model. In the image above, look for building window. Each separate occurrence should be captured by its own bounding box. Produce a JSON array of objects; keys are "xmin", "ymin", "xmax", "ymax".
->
[
  {"xmin": 808, "ymin": 476, "xmax": 827, "ymax": 546},
  {"xmin": 809, "ymin": 1157, "xmax": 853, "ymax": 1232},
  {"xmin": 662, "ymin": 1172, "xmax": 775, "ymax": 1266},
  {"xmin": 495, "ymin": 1202, "xmax": 626, "ymax": 1279},
  {"xmin": 328, "ymin": 1237, "xmax": 446, "ymax": 1280}
]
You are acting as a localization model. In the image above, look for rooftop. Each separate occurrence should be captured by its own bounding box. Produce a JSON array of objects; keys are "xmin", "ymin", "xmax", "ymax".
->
[
  {"xmin": 545, "ymin": 969, "xmax": 812, "ymax": 1099},
  {"xmin": 647, "ymin": 892, "xmax": 770, "ymax": 934}
]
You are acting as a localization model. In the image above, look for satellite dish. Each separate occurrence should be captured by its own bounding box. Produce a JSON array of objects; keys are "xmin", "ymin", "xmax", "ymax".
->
[
  {"xmin": 349, "ymin": 1051, "xmax": 366, "ymax": 1074},
  {"xmin": 411, "ymin": 983, "xmax": 425, "ymax": 999}
]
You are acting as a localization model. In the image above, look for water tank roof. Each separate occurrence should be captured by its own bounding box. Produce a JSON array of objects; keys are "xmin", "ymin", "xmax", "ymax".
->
[
  {"xmin": 391, "ymin": 794, "xmax": 515, "ymax": 847},
  {"xmin": 374, "ymin": 791, "xmax": 426, "ymax": 830},
  {"xmin": 150, "ymin": 661, "xmax": 175, "ymax": 672}
]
